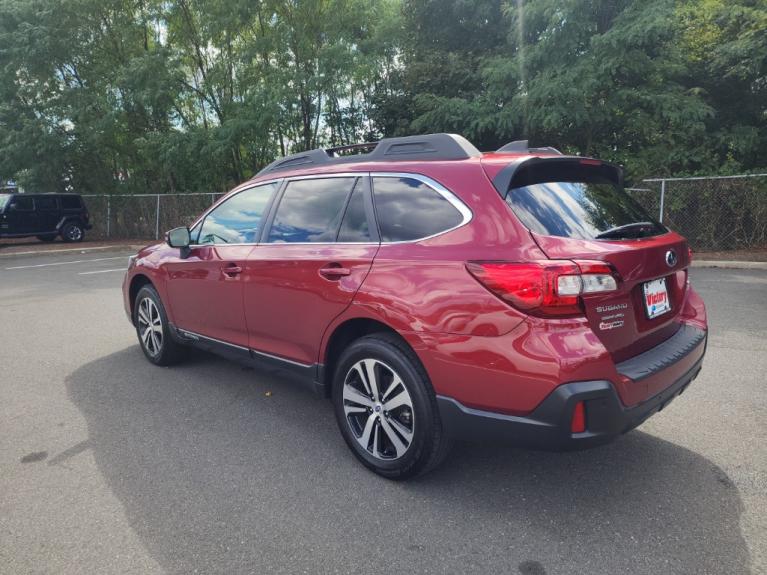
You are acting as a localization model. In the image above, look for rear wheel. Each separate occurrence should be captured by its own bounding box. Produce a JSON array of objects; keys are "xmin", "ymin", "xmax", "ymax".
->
[
  {"xmin": 332, "ymin": 333, "xmax": 452, "ymax": 479},
  {"xmin": 134, "ymin": 285, "xmax": 185, "ymax": 366},
  {"xmin": 36, "ymin": 234, "xmax": 56, "ymax": 242},
  {"xmin": 61, "ymin": 222, "xmax": 84, "ymax": 243}
]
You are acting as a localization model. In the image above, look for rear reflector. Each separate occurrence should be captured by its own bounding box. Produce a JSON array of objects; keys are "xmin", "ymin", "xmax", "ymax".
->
[
  {"xmin": 466, "ymin": 260, "xmax": 619, "ymax": 317},
  {"xmin": 571, "ymin": 401, "xmax": 586, "ymax": 433}
]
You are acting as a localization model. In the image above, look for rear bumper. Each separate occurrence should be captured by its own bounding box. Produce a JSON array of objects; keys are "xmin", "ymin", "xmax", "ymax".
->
[{"xmin": 438, "ymin": 328, "xmax": 706, "ymax": 450}]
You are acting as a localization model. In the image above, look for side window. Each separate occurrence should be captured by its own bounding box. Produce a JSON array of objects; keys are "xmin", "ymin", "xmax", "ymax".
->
[
  {"xmin": 13, "ymin": 196, "xmax": 34, "ymax": 211},
  {"xmin": 372, "ymin": 176, "xmax": 464, "ymax": 242},
  {"xmin": 60, "ymin": 196, "xmax": 82, "ymax": 210},
  {"xmin": 36, "ymin": 196, "xmax": 58, "ymax": 210},
  {"xmin": 337, "ymin": 181, "xmax": 371, "ymax": 242},
  {"xmin": 198, "ymin": 183, "xmax": 276, "ymax": 245},
  {"xmin": 267, "ymin": 178, "xmax": 356, "ymax": 243}
]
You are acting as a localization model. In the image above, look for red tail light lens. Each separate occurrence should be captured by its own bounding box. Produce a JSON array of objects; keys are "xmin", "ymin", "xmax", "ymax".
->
[
  {"xmin": 571, "ymin": 401, "xmax": 586, "ymax": 433},
  {"xmin": 466, "ymin": 260, "xmax": 618, "ymax": 318}
]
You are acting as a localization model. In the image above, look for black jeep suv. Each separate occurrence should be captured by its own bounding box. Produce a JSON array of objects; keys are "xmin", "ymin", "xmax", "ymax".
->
[{"xmin": 0, "ymin": 193, "xmax": 91, "ymax": 242}]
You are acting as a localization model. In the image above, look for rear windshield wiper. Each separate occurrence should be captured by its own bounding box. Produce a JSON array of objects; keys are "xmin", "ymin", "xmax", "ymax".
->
[{"xmin": 595, "ymin": 222, "xmax": 657, "ymax": 240}]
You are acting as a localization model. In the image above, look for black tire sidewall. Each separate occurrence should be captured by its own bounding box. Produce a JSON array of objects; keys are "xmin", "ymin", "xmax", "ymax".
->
[
  {"xmin": 134, "ymin": 285, "xmax": 173, "ymax": 366},
  {"xmin": 332, "ymin": 336, "xmax": 438, "ymax": 478}
]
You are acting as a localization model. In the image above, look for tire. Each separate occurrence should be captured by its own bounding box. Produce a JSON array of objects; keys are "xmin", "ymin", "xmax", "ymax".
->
[
  {"xmin": 133, "ymin": 285, "xmax": 185, "ymax": 366},
  {"xmin": 332, "ymin": 332, "xmax": 452, "ymax": 479},
  {"xmin": 36, "ymin": 234, "xmax": 56, "ymax": 242},
  {"xmin": 61, "ymin": 221, "xmax": 84, "ymax": 243}
]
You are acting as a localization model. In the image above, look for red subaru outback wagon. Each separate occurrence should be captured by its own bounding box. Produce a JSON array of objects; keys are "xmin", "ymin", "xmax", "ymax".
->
[{"xmin": 123, "ymin": 134, "xmax": 707, "ymax": 478}]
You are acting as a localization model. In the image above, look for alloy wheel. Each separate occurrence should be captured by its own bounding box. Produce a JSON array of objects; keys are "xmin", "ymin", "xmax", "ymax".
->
[
  {"xmin": 66, "ymin": 225, "xmax": 83, "ymax": 241},
  {"xmin": 137, "ymin": 297, "xmax": 163, "ymax": 357},
  {"xmin": 342, "ymin": 359, "xmax": 415, "ymax": 460}
]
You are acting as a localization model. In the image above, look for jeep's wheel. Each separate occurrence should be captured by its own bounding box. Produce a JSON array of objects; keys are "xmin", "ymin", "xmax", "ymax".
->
[
  {"xmin": 61, "ymin": 222, "xmax": 84, "ymax": 243},
  {"xmin": 134, "ymin": 285, "xmax": 185, "ymax": 366},
  {"xmin": 332, "ymin": 333, "xmax": 452, "ymax": 479}
]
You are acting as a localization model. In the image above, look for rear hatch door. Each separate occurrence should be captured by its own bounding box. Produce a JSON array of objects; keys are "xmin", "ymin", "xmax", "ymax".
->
[{"xmin": 488, "ymin": 156, "xmax": 690, "ymax": 363}]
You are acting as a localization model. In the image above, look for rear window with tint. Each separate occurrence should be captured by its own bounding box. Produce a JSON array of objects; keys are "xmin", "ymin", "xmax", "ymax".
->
[
  {"xmin": 267, "ymin": 178, "xmax": 356, "ymax": 243},
  {"xmin": 506, "ymin": 162, "xmax": 666, "ymax": 240},
  {"xmin": 372, "ymin": 176, "xmax": 464, "ymax": 242},
  {"xmin": 61, "ymin": 196, "xmax": 82, "ymax": 210},
  {"xmin": 337, "ymin": 182, "xmax": 371, "ymax": 242},
  {"xmin": 36, "ymin": 196, "xmax": 58, "ymax": 210}
]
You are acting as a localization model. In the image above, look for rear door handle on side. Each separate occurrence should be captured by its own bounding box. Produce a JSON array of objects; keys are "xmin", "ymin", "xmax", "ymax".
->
[
  {"xmin": 222, "ymin": 264, "xmax": 243, "ymax": 278},
  {"xmin": 319, "ymin": 265, "xmax": 352, "ymax": 280}
]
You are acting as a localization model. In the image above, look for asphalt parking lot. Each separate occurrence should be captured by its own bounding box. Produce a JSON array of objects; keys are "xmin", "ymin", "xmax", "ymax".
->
[{"xmin": 0, "ymin": 246, "xmax": 765, "ymax": 575}]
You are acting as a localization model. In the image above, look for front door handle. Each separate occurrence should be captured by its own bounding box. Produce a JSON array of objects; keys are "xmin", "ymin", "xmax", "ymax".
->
[
  {"xmin": 319, "ymin": 265, "xmax": 352, "ymax": 280},
  {"xmin": 222, "ymin": 264, "xmax": 243, "ymax": 278}
]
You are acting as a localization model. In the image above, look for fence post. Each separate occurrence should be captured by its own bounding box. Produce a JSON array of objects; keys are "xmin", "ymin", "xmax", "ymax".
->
[
  {"xmin": 106, "ymin": 195, "xmax": 111, "ymax": 238},
  {"xmin": 659, "ymin": 179, "xmax": 666, "ymax": 223},
  {"xmin": 155, "ymin": 194, "xmax": 161, "ymax": 240},
  {"xmin": 210, "ymin": 193, "xmax": 215, "ymax": 205}
]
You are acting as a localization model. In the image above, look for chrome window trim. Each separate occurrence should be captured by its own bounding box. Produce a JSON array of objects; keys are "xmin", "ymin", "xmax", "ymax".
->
[
  {"xmin": 184, "ymin": 171, "xmax": 473, "ymax": 247},
  {"xmin": 369, "ymin": 171, "xmax": 473, "ymax": 244}
]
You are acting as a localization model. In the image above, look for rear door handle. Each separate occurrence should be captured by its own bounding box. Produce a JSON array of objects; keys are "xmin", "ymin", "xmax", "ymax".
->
[
  {"xmin": 222, "ymin": 264, "xmax": 243, "ymax": 277},
  {"xmin": 319, "ymin": 265, "xmax": 352, "ymax": 280}
]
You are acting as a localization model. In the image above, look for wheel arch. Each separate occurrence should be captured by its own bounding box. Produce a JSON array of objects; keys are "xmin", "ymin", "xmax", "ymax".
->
[
  {"xmin": 128, "ymin": 273, "xmax": 154, "ymax": 324},
  {"xmin": 319, "ymin": 316, "xmax": 426, "ymax": 398}
]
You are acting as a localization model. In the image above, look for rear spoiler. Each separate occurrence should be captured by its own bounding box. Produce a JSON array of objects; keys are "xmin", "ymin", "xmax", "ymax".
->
[{"xmin": 491, "ymin": 156, "xmax": 624, "ymax": 199}]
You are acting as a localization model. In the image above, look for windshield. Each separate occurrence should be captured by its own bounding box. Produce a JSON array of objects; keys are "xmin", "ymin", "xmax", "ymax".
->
[
  {"xmin": 0, "ymin": 194, "xmax": 10, "ymax": 211},
  {"xmin": 505, "ymin": 163, "xmax": 666, "ymax": 240}
]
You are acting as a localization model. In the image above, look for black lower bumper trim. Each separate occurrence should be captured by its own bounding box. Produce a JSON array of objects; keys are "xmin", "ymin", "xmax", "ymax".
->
[{"xmin": 437, "ymin": 355, "xmax": 704, "ymax": 451}]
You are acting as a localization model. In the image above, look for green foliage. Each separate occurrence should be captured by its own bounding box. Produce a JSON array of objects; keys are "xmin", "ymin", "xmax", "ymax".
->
[{"xmin": 0, "ymin": 0, "xmax": 765, "ymax": 193}]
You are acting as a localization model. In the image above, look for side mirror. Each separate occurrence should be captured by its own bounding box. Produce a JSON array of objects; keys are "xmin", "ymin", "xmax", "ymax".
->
[{"xmin": 167, "ymin": 226, "xmax": 191, "ymax": 249}]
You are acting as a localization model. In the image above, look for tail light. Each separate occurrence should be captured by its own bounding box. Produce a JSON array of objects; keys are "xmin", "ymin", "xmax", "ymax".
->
[{"xmin": 466, "ymin": 260, "xmax": 618, "ymax": 318}]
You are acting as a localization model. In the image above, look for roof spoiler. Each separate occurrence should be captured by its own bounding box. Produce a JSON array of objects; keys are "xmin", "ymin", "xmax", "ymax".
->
[
  {"xmin": 257, "ymin": 133, "xmax": 481, "ymax": 177},
  {"xmin": 496, "ymin": 140, "xmax": 563, "ymax": 156},
  {"xmin": 491, "ymin": 155, "xmax": 624, "ymax": 198}
]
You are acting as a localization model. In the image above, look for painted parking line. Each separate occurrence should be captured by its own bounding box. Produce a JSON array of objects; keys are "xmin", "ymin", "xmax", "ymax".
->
[
  {"xmin": 0, "ymin": 245, "xmax": 139, "ymax": 258},
  {"xmin": 78, "ymin": 268, "xmax": 126, "ymax": 275},
  {"xmin": 5, "ymin": 256, "xmax": 127, "ymax": 270}
]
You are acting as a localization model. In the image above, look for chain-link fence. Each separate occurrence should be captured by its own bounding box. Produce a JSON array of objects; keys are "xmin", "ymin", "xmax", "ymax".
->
[
  {"xmin": 629, "ymin": 173, "xmax": 767, "ymax": 251},
  {"xmin": 82, "ymin": 193, "xmax": 225, "ymax": 240},
  {"xmin": 84, "ymin": 174, "xmax": 767, "ymax": 251}
]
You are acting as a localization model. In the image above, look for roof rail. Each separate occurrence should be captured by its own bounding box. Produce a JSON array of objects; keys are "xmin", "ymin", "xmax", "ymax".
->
[
  {"xmin": 257, "ymin": 133, "xmax": 481, "ymax": 176},
  {"xmin": 496, "ymin": 140, "xmax": 563, "ymax": 155}
]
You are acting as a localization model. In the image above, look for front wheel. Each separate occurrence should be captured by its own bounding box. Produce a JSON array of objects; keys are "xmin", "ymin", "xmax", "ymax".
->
[
  {"xmin": 332, "ymin": 333, "xmax": 452, "ymax": 479},
  {"xmin": 134, "ymin": 285, "xmax": 185, "ymax": 366}
]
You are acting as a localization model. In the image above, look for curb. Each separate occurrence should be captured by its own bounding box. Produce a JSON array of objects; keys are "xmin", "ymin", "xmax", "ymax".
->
[{"xmin": 692, "ymin": 260, "xmax": 767, "ymax": 270}]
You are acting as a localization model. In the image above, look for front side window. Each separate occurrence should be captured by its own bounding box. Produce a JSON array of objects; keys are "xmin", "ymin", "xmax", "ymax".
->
[
  {"xmin": 372, "ymin": 176, "xmax": 464, "ymax": 242},
  {"xmin": 198, "ymin": 183, "xmax": 277, "ymax": 245},
  {"xmin": 0, "ymin": 194, "xmax": 10, "ymax": 211},
  {"xmin": 267, "ymin": 178, "xmax": 356, "ymax": 243},
  {"xmin": 13, "ymin": 196, "xmax": 33, "ymax": 211}
]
